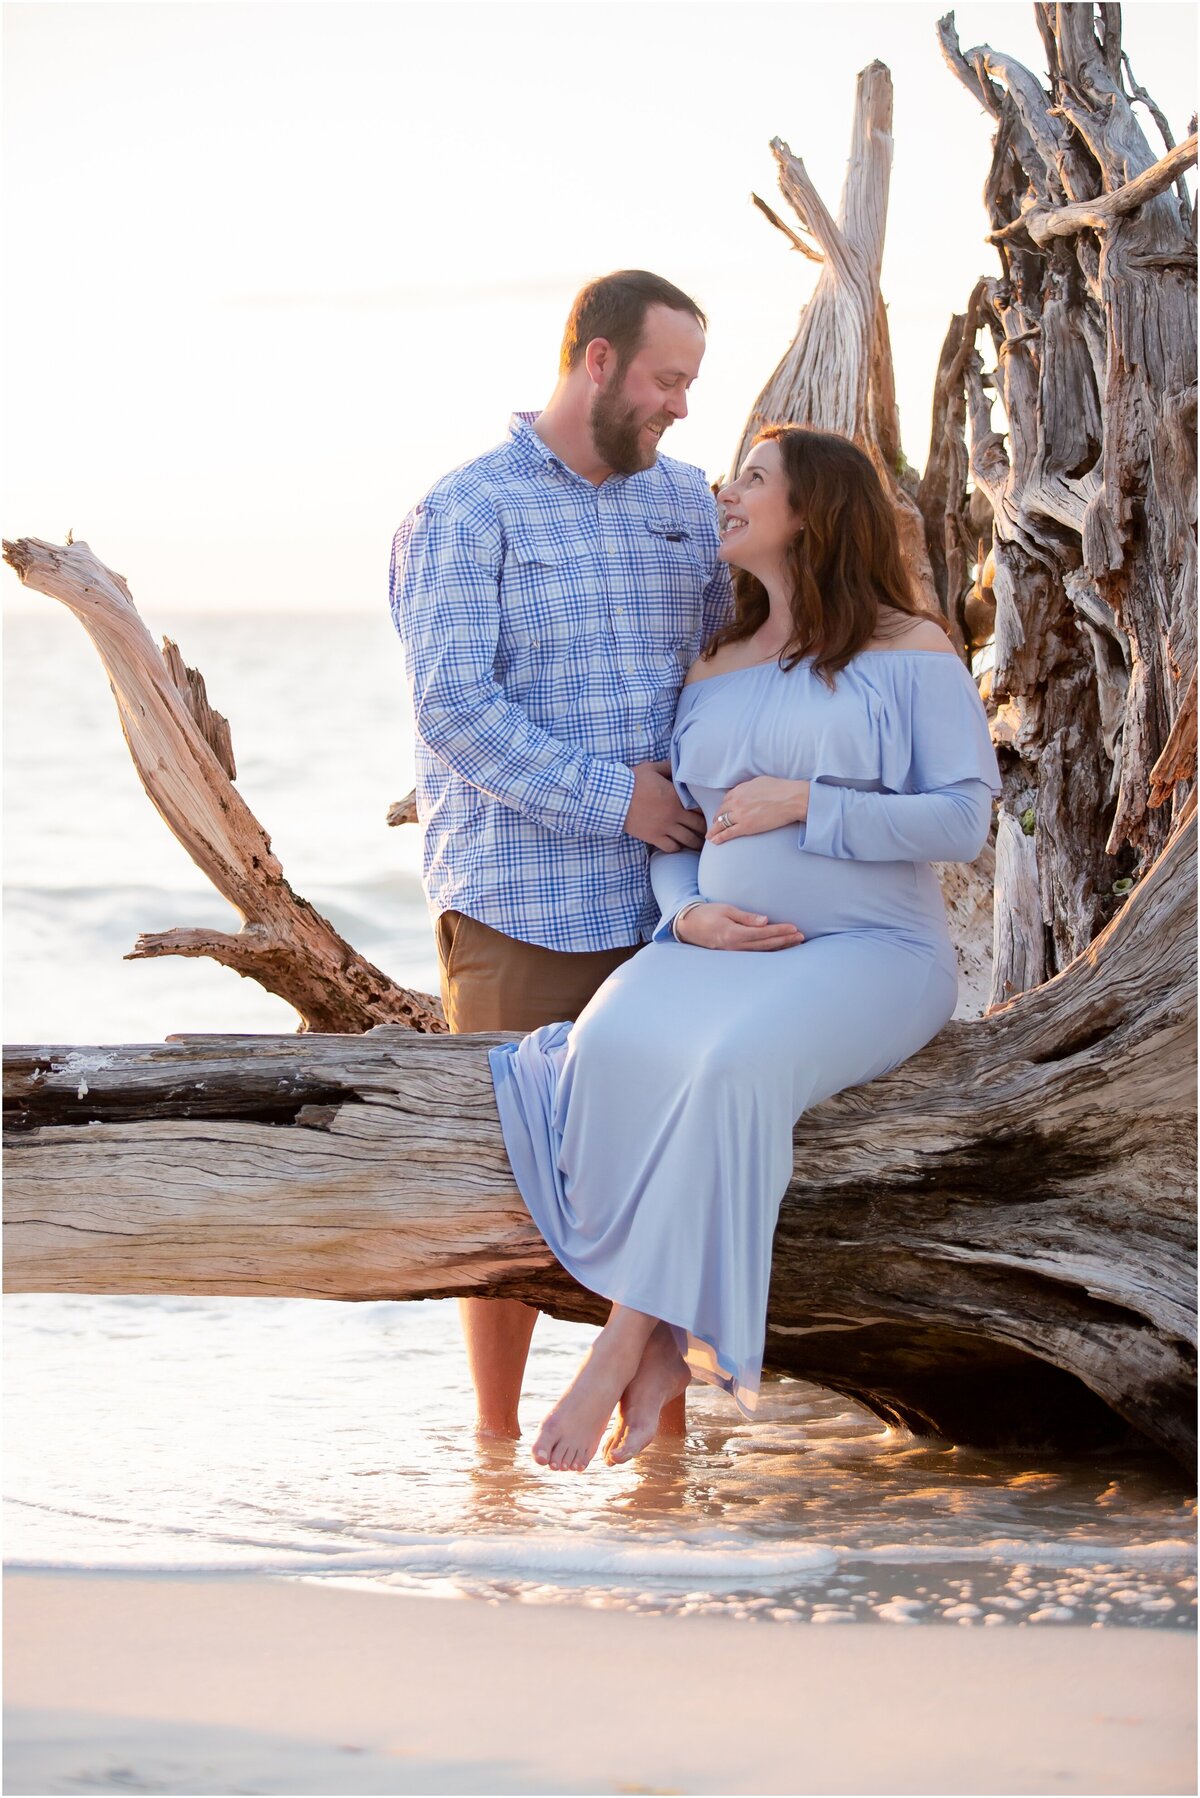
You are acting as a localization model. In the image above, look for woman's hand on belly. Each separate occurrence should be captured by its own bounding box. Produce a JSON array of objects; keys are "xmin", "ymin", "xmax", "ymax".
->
[
  {"xmin": 708, "ymin": 777, "xmax": 810, "ymax": 842},
  {"xmin": 674, "ymin": 902, "xmax": 805, "ymax": 952}
]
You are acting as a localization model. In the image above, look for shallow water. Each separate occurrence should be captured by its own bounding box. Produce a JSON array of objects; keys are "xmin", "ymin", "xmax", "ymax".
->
[
  {"xmin": 4, "ymin": 609, "xmax": 1196, "ymax": 1628},
  {"xmin": 5, "ymin": 1295, "xmax": 1194, "ymax": 1627}
]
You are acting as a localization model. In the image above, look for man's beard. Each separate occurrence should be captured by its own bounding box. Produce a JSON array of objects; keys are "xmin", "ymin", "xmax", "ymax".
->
[{"xmin": 590, "ymin": 379, "xmax": 669, "ymax": 475}]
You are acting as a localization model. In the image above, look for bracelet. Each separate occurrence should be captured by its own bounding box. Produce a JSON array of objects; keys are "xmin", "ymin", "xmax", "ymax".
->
[{"xmin": 671, "ymin": 899, "xmax": 707, "ymax": 942}]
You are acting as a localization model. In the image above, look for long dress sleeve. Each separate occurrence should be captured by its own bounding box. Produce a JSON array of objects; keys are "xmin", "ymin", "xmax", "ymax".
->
[
  {"xmin": 798, "ymin": 653, "xmax": 1000, "ymax": 865},
  {"xmin": 800, "ymin": 779, "xmax": 994, "ymax": 863},
  {"xmin": 649, "ymin": 849, "xmax": 703, "ymax": 942}
]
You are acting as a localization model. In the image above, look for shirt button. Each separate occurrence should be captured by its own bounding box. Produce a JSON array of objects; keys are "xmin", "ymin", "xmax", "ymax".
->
[{"xmin": 607, "ymin": 544, "xmax": 619, "ymax": 556}]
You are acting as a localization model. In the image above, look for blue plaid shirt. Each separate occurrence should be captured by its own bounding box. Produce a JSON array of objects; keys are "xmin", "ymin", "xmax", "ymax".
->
[{"xmin": 389, "ymin": 412, "xmax": 732, "ymax": 952}]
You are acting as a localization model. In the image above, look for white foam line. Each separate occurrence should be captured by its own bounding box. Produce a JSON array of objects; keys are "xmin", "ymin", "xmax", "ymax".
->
[{"xmin": 5, "ymin": 1534, "xmax": 1194, "ymax": 1582}]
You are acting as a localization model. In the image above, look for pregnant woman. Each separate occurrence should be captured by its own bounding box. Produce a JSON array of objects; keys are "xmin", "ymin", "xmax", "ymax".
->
[{"xmin": 489, "ymin": 425, "xmax": 1001, "ymax": 1471}]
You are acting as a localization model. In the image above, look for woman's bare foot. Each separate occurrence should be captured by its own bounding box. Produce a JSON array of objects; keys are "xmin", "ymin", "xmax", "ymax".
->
[
  {"xmin": 604, "ymin": 1322, "xmax": 691, "ymax": 1465},
  {"xmin": 533, "ymin": 1311, "xmax": 655, "ymax": 1472}
]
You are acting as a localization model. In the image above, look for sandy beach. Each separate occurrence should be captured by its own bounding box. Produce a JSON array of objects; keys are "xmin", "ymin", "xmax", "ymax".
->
[{"xmin": 4, "ymin": 1571, "xmax": 1195, "ymax": 1795}]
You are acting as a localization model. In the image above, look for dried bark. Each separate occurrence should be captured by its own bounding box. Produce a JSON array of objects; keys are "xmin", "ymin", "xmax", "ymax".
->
[
  {"xmin": 1, "ymin": 537, "xmax": 444, "ymax": 1035},
  {"xmin": 6, "ymin": 811, "xmax": 1194, "ymax": 1468},
  {"xmin": 927, "ymin": 9, "xmax": 1197, "ymax": 1008}
]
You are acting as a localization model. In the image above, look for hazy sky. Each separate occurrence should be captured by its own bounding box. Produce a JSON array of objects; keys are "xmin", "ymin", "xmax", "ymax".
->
[{"xmin": 3, "ymin": 1, "xmax": 1194, "ymax": 616}]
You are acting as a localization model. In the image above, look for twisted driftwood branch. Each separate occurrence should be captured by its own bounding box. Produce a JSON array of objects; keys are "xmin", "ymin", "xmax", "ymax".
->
[
  {"xmin": 1, "ymin": 536, "xmax": 444, "ymax": 1034},
  {"xmin": 988, "ymin": 131, "xmax": 1198, "ymax": 245}
]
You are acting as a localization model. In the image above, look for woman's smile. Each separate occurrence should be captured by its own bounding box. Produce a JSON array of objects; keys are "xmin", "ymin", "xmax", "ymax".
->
[{"xmin": 715, "ymin": 439, "xmax": 802, "ymax": 568}]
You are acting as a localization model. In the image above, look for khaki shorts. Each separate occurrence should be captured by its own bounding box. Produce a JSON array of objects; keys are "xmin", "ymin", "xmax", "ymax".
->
[{"xmin": 435, "ymin": 909, "xmax": 640, "ymax": 1034}]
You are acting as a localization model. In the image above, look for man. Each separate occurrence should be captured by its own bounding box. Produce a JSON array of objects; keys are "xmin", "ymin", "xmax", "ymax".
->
[{"xmin": 390, "ymin": 270, "xmax": 731, "ymax": 1445}]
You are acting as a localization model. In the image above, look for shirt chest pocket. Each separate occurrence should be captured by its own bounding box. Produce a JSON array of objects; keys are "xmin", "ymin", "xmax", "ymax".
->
[
  {"xmin": 641, "ymin": 518, "xmax": 709, "ymax": 639},
  {"xmin": 498, "ymin": 533, "xmax": 589, "ymax": 663}
]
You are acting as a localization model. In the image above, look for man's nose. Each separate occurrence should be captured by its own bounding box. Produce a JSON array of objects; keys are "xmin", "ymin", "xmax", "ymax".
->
[{"xmin": 665, "ymin": 389, "xmax": 688, "ymax": 420}]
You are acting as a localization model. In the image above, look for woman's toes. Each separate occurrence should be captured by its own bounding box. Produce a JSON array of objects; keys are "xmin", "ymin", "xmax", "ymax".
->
[{"xmin": 532, "ymin": 1415, "xmax": 559, "ymax": 1465}]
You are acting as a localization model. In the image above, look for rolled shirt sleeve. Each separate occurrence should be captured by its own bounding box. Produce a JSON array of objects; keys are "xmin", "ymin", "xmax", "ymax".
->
[{"xmin": 391, "ymin": 503, "xmax": 634, "ymax": 839}]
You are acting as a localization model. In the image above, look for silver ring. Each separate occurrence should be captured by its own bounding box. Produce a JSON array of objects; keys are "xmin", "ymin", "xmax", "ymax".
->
[{"xmin": 716, "ymin": 811, "xmax": 733, "ymax": 829}]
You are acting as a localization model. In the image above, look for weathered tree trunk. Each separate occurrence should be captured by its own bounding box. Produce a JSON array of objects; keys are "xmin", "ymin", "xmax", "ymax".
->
[
  {"xmin": 737, "ymin": 60, "xmax": 939, "ymax": 618},
  {"xmin": 924, "ymin": 10, "xmax": 1197, "ymax": 1009},
  {"xmin": 6, "ymin": 808, "xmax": 1194, "ymax": 1467},
  {"xmin": 0, "ymin": 537, "xmax": 443, "ymax": 1035}
]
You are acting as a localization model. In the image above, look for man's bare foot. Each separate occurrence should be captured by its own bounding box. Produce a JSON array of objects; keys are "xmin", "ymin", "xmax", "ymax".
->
[
  {"xmin": 658, "ymin": 1390, "xmax": 688, "ymax": 1438},
  {"xmin": 475, "ymin": 1420, "xmax": 521, "ymax": 1442},
  {"xmin": 604, "ymin": 1323, "xmax": 691, "ymax": 1465},
  {"xmin": 532, "ymin": 1326, "xmax": 649, "ymax": 1472}
]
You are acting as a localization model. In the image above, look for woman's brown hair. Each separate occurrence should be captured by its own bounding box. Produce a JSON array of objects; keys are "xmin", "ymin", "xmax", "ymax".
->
[{"xmin": 705, "ymin": 425, "xmax": 946, "ymax": 683}]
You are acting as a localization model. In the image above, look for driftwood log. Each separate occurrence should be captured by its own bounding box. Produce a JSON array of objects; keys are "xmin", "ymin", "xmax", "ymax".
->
[
  {"xmin": 5, "ymin": 805, "xmax": 1194, "ymax": 1467},
  {"xmin": 3, "ymin": 11, "xmax": 1195, "ymax": 1472}
]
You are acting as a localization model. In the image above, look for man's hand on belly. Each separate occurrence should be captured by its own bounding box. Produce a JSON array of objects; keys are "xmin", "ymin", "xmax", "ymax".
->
[
  {"xmin": 707, "ymin": 777, "xmax": 811, "ymax": 842},
  {"xmin": 675, "ymin": 903, "xmax": 805, "ymax": 953},
  {"xmin": 625, "ymin": 763, "xmax": 707, "ymax": 852}
]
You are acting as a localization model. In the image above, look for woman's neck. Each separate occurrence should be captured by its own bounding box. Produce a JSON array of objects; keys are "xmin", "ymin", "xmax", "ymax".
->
[{"xmin": 752, "ymin": 569, "xmax": 796, "ymax": 654}]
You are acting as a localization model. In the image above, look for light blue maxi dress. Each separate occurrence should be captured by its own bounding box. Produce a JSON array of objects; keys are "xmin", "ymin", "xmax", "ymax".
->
[{"xmin": 488, "ymin": 650, "xmax": 1002, "ymax": 1415}]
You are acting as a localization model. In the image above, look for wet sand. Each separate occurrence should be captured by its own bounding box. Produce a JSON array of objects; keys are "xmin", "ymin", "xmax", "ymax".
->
[{"xmin": 4, "ymin": 1571, "xmax": 1196, "ymax": 1795}]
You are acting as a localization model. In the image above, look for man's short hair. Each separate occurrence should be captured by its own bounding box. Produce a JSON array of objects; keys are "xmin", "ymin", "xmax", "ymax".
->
[{"xmin": 559, "ymin": 270, "xmax": 707, "ymax": 375}]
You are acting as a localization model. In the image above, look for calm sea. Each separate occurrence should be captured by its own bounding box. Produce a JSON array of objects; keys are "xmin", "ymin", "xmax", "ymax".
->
[{"xmin": 4, "ymin": 609, "xmax": 1195, "ymax": 1629}]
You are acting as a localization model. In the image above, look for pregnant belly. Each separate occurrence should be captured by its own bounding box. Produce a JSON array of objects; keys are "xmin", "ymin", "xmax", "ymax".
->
[{"xmin": 698, "ymin": 829, "xmax": 943, "ymax": 942}]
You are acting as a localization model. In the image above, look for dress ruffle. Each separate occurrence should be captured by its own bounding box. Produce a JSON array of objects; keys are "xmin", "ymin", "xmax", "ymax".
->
[{"xmin": 673, "ymin": 651, "xmax": 1001, "ymax": 807}]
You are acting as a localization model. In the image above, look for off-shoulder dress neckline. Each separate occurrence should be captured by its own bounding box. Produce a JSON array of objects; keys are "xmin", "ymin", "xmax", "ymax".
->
[{"xmin": 680, "ymin": 647, "xmax": 963, "ymax": 695}]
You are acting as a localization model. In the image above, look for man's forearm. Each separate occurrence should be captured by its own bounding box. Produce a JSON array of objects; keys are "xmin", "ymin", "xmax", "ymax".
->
[{"xmin": 417, "ymin": 691, "xmax": 636, "ymax": 839}]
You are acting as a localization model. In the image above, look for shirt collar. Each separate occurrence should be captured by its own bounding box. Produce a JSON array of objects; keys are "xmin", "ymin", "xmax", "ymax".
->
[
  {"xmin": 507, "ymin": 411, "xmax": 567, "ymax": 477},
  {"xmin": 508, "ymin": 409, "xmax": 651, "ymax": 491}
]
